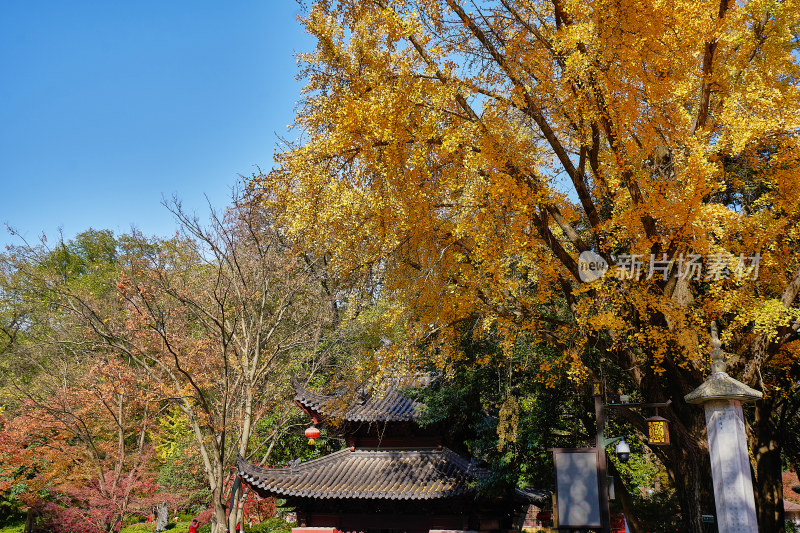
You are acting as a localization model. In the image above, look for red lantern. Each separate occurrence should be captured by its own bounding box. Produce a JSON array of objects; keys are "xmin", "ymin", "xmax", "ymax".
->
[{"xmin": 305, "ymin": 426, "xmax": 320, "ymax": 446}]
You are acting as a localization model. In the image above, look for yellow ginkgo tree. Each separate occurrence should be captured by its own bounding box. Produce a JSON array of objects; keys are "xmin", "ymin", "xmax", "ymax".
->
[{"xmin": 253, "ymin": 0, "xmax": 800, "ymax": 530}]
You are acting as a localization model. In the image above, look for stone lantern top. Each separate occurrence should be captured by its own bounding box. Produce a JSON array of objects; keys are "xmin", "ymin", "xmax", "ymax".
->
[{"xmin": 684, "ymin": 322, "xmax": 763, "ymax": 405}]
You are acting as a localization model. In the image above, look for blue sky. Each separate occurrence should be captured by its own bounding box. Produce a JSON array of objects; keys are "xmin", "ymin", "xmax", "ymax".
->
[{"xmin": 0, "ymin": 1, "xmax": 313, "ymax": 247}]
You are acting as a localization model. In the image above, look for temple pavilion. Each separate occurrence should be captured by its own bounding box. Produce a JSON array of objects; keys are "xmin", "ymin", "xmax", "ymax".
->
[{"xmin": 236, "ymin": 376, "xmax": 547, "ymax": 533}]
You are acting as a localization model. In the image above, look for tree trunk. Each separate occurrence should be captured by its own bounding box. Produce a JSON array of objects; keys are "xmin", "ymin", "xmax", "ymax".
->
[
  {"xmin": 752, "ymin": 401, "xmax": 785, "ymax": 531},
  {"xmin": 212, "ymin": 485, "xmax": 228, "ymax": 533},
  {"xmin": 227, "ymin": 475, "xmax": 243, "ymax": 533},
  {"xmin": 608, "ymin": 462, "xmax": 645, "ymax": 533},
  {"xmin": 659, "ymin": 402, "xmax": 714, "ymax": 533},
  {"xmin": 670, "ymin": 442, "xmax": 708, "ymax": 533},
  {"xmin": 637, "ymin": 362, "xmax": 715, "ymax": 533},
  {"xmin": 24, "ymin": 507, "xmax": 34, "ymax": 533}
]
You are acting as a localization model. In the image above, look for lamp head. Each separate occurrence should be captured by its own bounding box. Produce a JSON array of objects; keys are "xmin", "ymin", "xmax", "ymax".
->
[{"xmin": 616, "ymin": 439, "xmax": 631, "ymax": 463}]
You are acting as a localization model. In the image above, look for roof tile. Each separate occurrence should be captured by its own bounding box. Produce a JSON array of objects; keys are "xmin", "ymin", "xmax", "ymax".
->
[
  {"xmin": 237, "ymin": 447, "xmax": 487, "ymax": 500},
  {"xmin": 292, "ymin": 376, "xmax": 425, "ymax": 423}
]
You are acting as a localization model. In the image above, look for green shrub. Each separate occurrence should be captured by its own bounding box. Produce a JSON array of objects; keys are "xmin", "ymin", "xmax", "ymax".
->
[
  {"xmin": 120, "ymin": 521, "xmax": 193, "ymax": 533},
  {"xmin": 243, "ymin": 517, "xmax": 294, "ymax": 533},
  {"xmin": 0, "ymin": 521, "xmax": 25, "ymax": 533},
  {"xmin": 118, "ymin": 517, "xmax": 294, "ymax": 533},
  {"xmin": 120, "ymin": 522, "xmax": 156, "ymax": 533}
]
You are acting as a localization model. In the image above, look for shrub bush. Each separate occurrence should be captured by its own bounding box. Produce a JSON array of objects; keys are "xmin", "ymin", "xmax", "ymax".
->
[{"xmin": 243, "ymin": 517, "xmax": 294, "ymax": 533}]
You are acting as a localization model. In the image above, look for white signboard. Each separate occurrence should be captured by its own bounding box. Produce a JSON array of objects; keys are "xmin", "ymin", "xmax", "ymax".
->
[{"xmin": 554, "ymin": 450, "xmax": 602, "ymax": 528}]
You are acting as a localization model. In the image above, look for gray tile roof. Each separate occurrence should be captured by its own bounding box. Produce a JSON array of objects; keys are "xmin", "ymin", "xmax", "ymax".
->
[
  {"xmin": 293, "ymin": 375, "xmax": 424, "ymax": 422},
  {"xmin": 515, "ymin": 487, "xmax": 551, "ymax": 504},
  {"xmin": 237, "ymin": 447, "xmax": 488, "ymax": 500}
]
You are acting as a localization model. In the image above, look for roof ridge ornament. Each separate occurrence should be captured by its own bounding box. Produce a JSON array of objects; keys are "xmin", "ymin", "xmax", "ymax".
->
[{"xmin": 710, "ymin": 320, "xmax": 726, "ymax": 374}]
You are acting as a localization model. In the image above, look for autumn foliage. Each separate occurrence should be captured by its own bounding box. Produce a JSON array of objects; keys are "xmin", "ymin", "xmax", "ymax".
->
[
  {"xmin": 254, "ymin": 1, "xmax": 800, "ymax": 531},
  {"xmin": 0, "ymin": 194, "xmax": 335, "ymax": 532},
  {"xmin": 0, "ymin": 1, "xmax": 797, "ymax": 531},
  {"xmin": 0, "ymin": 355, "xmax": 175, "ymax": 533}
]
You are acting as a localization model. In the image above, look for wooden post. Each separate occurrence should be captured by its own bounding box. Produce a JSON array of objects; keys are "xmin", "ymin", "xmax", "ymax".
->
[{"xmin": 595, "ymin": 394, "xmax": 611, "ymax": 533}]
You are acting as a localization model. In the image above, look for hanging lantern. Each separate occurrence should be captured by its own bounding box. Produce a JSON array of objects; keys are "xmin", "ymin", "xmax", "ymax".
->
[
  {"xmin": 305, "ymin": 426, "xmax": 321, "ymax": 446},
  {"xmin": 647, "ymin": 415, "xmax": 670, "ymax": 445}
]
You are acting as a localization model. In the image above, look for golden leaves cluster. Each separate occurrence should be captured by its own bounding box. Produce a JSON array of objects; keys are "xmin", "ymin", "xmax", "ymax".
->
[{"xmin": 254, "ymin": 0, "xmax": 800, "ymax": 388}]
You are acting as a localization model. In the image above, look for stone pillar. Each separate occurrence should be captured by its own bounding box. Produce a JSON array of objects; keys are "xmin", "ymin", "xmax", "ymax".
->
[
  {"xmin": 703, "ymin": 400, "xmax": 758, "ymax": 532},
  {"xmin": 685, "ymin": 322, "xmax": 762, "ymax": 533}
]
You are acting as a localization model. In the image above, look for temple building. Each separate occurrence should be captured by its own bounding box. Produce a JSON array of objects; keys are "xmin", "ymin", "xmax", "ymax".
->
[{"xmin": 236, "ymin": 376, "xmax": 547, "ymax": 533}]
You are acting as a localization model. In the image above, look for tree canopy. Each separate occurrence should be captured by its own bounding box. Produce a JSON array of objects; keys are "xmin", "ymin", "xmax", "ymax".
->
[
  {"xmin": 0, "ymin": 194, "xmax": 343, "ymax": 533},
  {"xmin": 253, "ymin": 1, "xmax": 800, "ymax": 530}
]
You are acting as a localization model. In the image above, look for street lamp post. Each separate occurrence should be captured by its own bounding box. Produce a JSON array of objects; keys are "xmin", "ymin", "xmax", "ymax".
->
[
  {"xmin": 593, "ymin": 383, "xmax": 672, "ymax": 533},
  {"xmin": 594, "ymin": 391, "xmax": 611, "ymax": 533}
]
